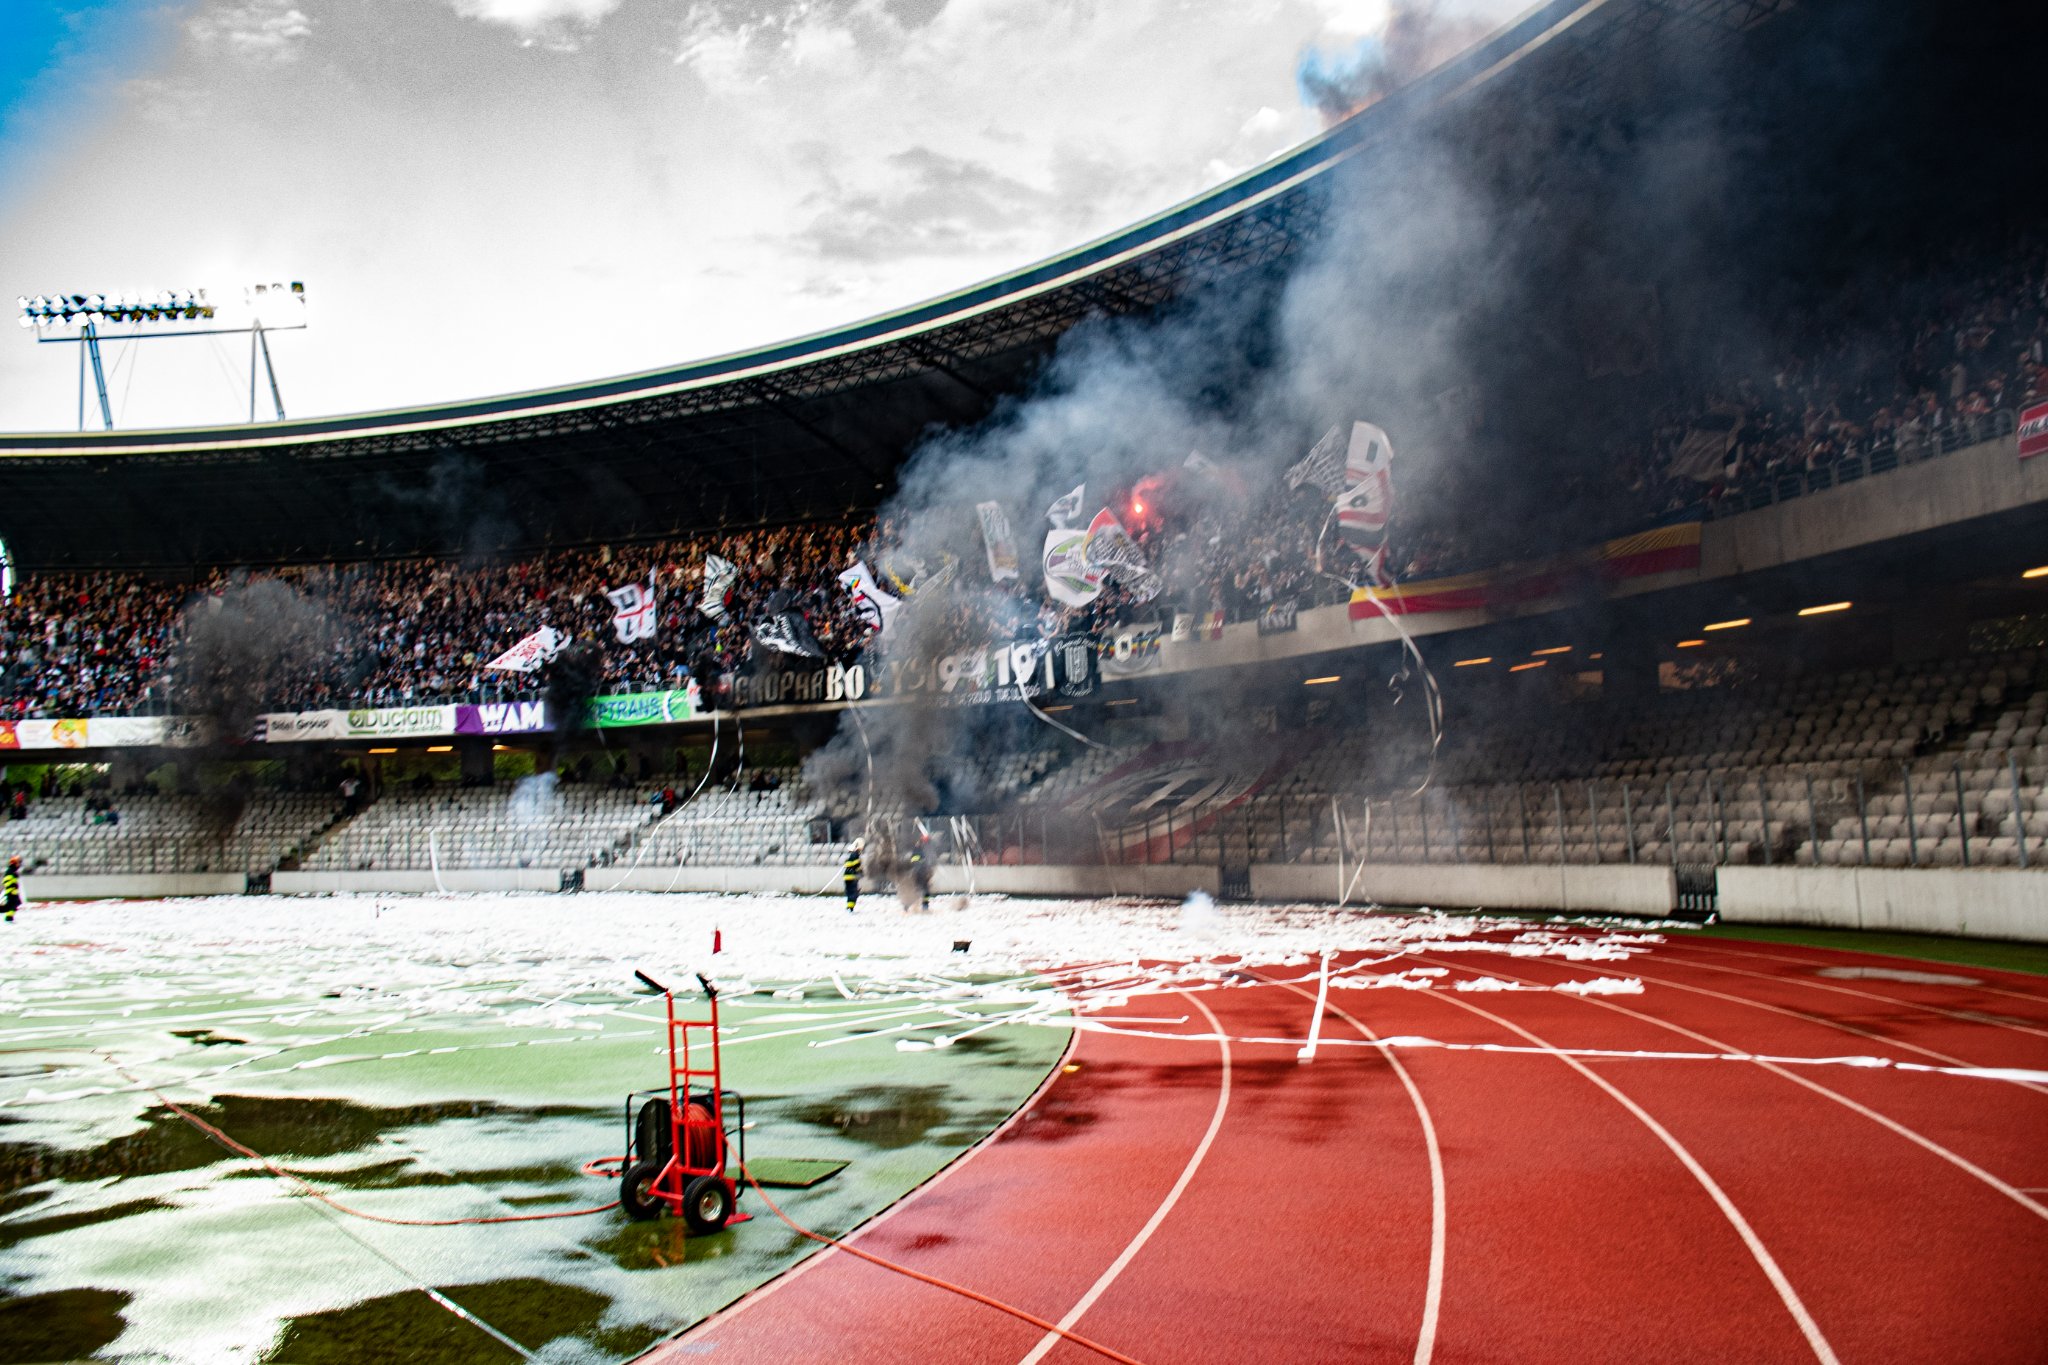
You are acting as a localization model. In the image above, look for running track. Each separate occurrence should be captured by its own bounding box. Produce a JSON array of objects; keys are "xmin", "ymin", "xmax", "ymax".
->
[{"xmin": 644, "ymin": 931, "xmax": 2048, "ymax": 1363}]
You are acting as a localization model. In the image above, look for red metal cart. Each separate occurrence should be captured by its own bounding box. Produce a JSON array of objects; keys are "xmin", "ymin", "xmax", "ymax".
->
[{"xmin": 618, "ymin": 973, "xmax": 750, "ymax": 1234}]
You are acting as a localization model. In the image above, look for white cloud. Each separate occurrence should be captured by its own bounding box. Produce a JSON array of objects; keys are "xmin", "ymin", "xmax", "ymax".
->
[
  {"xmin": 0, "ymin": 0, "xmax": 1522, "ymax": 430},
  {"xmin": 449, "ymin": 0, "xmax": 624, "ymax": 46},
  {"xmin": 188, "ymin": 0, "xmax": 313, "ymax": 63}
]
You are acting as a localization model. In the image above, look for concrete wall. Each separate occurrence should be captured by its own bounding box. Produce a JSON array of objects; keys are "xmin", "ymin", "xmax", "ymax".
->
[
  {"xmin": 597, "ymin": 865, "xmax": 838, "ymax": 896},
  {"xmin": 1251, "ymin": 861, "xmax": 1677, "ymax": 917},
  {"xmin": 1701, "ymin": 432, "xmax": 2040, "ymax": 578},
  {"xmin": 22, "ymin": 873, "xmax": 248, "ymax": 900},
  {"xmin": 271, "ymin": 869, "xmax": 567, "ymax": 895},
  {"xmin": 593, "ymin": 863, "xmax": 1219, "ymax": 900},
  {"xmin": 1717, "ymin": 866, "xmax": 2048, "ymax": 942},
  {"xmin": 933, "ymin": 863, "xmax": 1220, "ymax": 900}
]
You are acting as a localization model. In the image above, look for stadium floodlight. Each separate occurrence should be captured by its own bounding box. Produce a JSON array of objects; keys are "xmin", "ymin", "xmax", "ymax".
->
[{"xmin": 15, "ymin": 280, "xmax": 306, "ymax": 430}]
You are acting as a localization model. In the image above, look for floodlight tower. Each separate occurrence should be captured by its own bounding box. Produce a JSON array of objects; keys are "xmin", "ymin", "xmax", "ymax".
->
[{"xmin": 15, "ymin": 282, "xmax": 308, "ymax": 430}]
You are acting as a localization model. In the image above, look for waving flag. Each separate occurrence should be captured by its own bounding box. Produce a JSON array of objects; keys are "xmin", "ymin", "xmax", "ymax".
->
[
  {"xmin": 1081, "ymin": 509, "xmax": 1163, "ymax": 602},
  {"xmin": 485, "ymin": 626, "xmax": 566, "ymax": 673},
  {"xmin": 607, "ymin": 576, "xmax": 658, "ymax": 644},
  {"xmin": 1042, "ymin": 529, "xmax": 1104, "ymax": 607},
  {"xmin": 838, "ymin": 561, "xmax": 902, "ymax": 634},
  {"xmin": 976, "ymin": 501, "xmax": 1021, "ymax": 581},
  {"xmin": 699, "ymin": 555, "xmax": 737, "ymax": 620},
  {"xmin": 754, "ymin": 612, "xmax": 824, "ymax": 659},
  {"xmin": 1046, "ymin": 483, "xmax": 1085, "ymax": 529},
  {"xmin": 1286, "ymin": 424, "xmax": 1348, "ymax": 496},
  {"xmin": 1336, "ymin": 421, "xmax": 1394, "ymax": 547}
]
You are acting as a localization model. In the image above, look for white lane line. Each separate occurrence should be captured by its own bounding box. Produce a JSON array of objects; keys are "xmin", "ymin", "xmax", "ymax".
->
[
  {"xmin": 677, "ymin": 1022, "xmax": 1081, "ymax": 1344},
  {"xmin": 1423, "ymin": 956, "xmax": 2048, "ymax": 1226},
  {"xmin": 1661, "ymin": 952, "xmax": 2048, "ymax": 1043},
  {"xmin": 1261, "ymin": 973, "xmax": 1445, "ymax": 1365},
  {"xmin": 1508, "ymin": 953, "xmax": 2048, "ymax": 1099},
  {"xmin": 1014, "ymin": 991, "xmax": 1232, "ymax": 1365},
  {"xmin": 1679, "ymin": 940, "xmax": 2048, "ymax": 1008},
  {"xmin": 1297, "ymin": 950, "xmax": 1331, "ymax": 1064},
  {"xmin": 1419, "ymin": 988, "xmax": 1841, "ymax": 1365}
]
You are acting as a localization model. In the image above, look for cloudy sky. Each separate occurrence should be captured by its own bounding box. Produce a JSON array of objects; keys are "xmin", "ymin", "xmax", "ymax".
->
[{"xmin": 0, "ymin": 0, "xmax": 1516, "ymax": 431}]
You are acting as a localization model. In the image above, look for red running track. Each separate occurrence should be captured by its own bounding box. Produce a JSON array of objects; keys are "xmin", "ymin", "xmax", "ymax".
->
[{"xmin": 643, "ymin": 932, "xmax": 2048, "ymax": 1364}]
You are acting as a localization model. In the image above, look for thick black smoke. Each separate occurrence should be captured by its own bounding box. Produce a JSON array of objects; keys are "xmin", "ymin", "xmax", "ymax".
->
[
  {"xmin": 804, "ymin": 0, "xmax": 2019, "ymax": 825},
  {"xmin": 171, "ymin": 575, "xmax": 338, "ymax": 741}
]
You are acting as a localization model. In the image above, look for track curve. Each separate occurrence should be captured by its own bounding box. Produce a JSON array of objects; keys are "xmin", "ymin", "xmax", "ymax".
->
[{"xmin": 640, "ymin": 928, "xmax": 2048, "ymax": 1364}]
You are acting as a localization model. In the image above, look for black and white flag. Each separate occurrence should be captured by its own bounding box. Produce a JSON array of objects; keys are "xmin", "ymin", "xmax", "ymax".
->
[
  {"xmin": 1046, "ymin": 483, "xmax": 1085, "ymax": 529},
  {"xmin": 754, "ymin": 611, "xmax": 824, "ymax": 659},
  {"xmin": 1286, "ymin": 424, "xmax": 1349, "ymax": 497},
  {"xmin": 699, "ymin": 554, "xmax": 737, "ymax": 620}
]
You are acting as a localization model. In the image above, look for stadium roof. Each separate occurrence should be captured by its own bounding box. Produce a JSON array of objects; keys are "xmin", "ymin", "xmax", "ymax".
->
[{"xmin": 0, "ymin": 0, "xmax": 1789, "ymax": 572}]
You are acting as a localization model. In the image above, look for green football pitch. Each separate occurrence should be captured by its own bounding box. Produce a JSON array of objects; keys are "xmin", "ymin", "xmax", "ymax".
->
[{"xmin": 0, "ymin": 898, "xmax": 1071, "ymax": 1364}]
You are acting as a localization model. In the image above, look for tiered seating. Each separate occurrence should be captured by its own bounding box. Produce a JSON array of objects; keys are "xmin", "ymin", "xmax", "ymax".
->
[
  {"xmin": 631, "ymin": 769, "xmax": 835, "ymax": 867},
  {"xmin": 299, "ymin": 783, "xmax": 658, "ymax": 872},
  {"xmin": 6, "ymin": 790, "xmax": 343, "ymax": 875},
  {"xmin": 1277, "ymin": 648, "xmax": 2048, "ymax": 870}
]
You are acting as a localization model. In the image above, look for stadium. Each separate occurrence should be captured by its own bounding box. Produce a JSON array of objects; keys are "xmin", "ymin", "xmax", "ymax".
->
[{"xmin": 3, "ymin": 0, "xmax": 2046, "ymax": 1360}]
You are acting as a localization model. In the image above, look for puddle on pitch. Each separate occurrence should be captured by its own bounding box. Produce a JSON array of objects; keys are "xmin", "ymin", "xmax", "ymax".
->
[
  {"xmin": 0, "ymin": 1094, "xmax": 604, "ymax": 1198},
  {"xmin": 0, "ymin": 1286, "xmax": 132, "ymax": 1363},
  {"xmin": 784, "ymin": 1084, "xmax": 993, "ymax": 1150},
  {"xmin": 262, "ymin": 1277, "xmax": 662, "ymax": 1365}
]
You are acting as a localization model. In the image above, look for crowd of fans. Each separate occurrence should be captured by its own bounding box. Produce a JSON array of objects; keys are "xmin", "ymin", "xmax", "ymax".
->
[
  {"xmin": 1647, "ymin": 229, "xmax": 2047, "ymax": 512},
  {"xmin": 1, "ymin": 231, "xmax": 2039, "ymax": 722}
]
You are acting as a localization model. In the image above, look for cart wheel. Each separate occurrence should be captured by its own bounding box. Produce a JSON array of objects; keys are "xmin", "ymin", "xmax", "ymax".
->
[
  {"xmin": 620, "ymin": 1160, "xmax": 667, "ymax": 1221},
  {"xmin": 681, "ymin": 1175, "xmax": 734, "ymax": 1235},
  {"xmin": 636, "ymin": 1099, "xmax": 673, "ymax": 1166}
]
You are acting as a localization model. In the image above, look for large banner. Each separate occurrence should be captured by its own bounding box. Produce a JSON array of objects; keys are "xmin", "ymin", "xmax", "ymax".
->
[
  {"xmin": 253, "ymin": 705, "xmax": 454, "ymax": 742},
  {"xmin": 2020, "ymin": 401, "xmax": 2048, "ymax": 460},
  {"xmin": 729, "ymin": 664, "xmax": 868, "ymax": 708},
  {"xmin": 1098, "ymin": 622, "xmax": 1164, "ymax": 679},
  {"xmin": 1348, "ymin": 521, "xmax": 1702, "ymax": 621},
  {"xmin": 0, "ymin": 719, "xmax": 91, "ymax": 750},
  {"xmin": 0, "ymin": 717, "xmax": 198, "ymax": 750},
  {"xmin": 868, "ymin": 636, "xmax": 1095, "ymax": 702},
  {"xmin": 455, "ymin": 700, "xmax": 550, "ymax": 735},
  {"xmin": 584, "ymin": 688, "xmax": 700, "ymax": 729}
]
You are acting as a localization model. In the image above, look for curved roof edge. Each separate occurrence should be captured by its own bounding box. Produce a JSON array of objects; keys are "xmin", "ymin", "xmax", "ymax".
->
[{"xmin": 0, "ymin": 0, "xmax": 1604, "ymax": 460}]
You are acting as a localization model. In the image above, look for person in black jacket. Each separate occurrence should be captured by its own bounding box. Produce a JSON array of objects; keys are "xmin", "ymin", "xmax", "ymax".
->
[{"xmin": 843, "ymin": 838, "xmax": 864, "ymax": 914}]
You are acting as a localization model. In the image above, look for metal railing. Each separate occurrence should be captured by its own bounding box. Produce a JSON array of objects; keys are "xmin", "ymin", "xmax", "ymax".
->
[{"xmin": 1706, "ymin": 408, "xmax": 2016, "ymax": 519}]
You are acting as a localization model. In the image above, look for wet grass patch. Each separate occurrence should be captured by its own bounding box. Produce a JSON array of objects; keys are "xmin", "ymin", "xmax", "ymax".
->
[
  {"xmin": 0, "ymin": 1285, "xmax": 130, "ymax": 1364},
  {"xmin": 786, "ymin": 1085, "xmax": 966, "ymax": 1150},
  {"xmin": 262, "ymin": 1276, "xmax": 654, "ymax": 1365},
  {"xmin": 581, "ymin": 1218, "xmax": 747, "ymax": 1271},
  {"xmin": 0, "ymin": 1197, "xmax": 169, "ymax": 1250},
  {"xmin": 2, "ymin": 1095, "xmax": 602, "ymax": 1196}
]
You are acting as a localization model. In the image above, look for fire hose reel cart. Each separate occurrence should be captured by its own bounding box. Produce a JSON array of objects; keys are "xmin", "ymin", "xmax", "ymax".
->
[{"xmin": 618, "ymin": 973, "xmax": 751, "ymax": 1234}]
